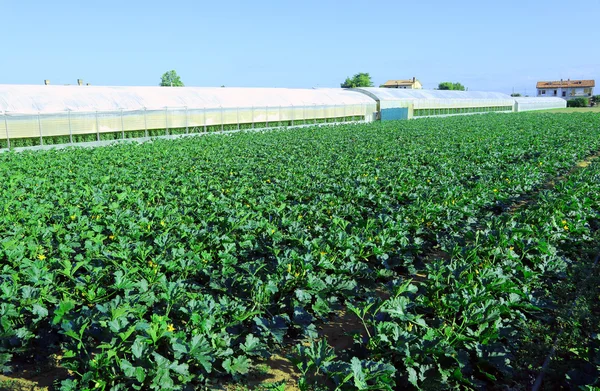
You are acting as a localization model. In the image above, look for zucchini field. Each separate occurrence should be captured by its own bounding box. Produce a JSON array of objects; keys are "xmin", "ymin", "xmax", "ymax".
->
[{"xmin": 1, "ymin": 113, "xmax": 600, "ymax": 390}]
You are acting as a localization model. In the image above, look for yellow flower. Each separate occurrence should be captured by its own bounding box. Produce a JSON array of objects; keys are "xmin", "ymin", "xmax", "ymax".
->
[
  {"xmin": 564, "ymin": 225, "xmax": 569, "ymax": 231},
  {"xmin": 160, "ymin": 220, "xmax": 165, "ymax": 227},
  {"xmin": 320, "ymin": 251, "xmax": 327, "ymax": 256},
  {"xmin": 287, "ymin": 264, "xmax": 292, "ymax": 273},
  {"xmin": 266, "ymin": 179, "xmax": 271, "ymax": 183},
  {"xmin": 294, "ymin": 272, "xmax": 300, "ymax": 278},
  {"xmin": 493, "ymin": 189, "xmax": 498, "ymax": 193},
  {"xmin": 271, "ymin": 229, "xmax": 275, "ymax": 234},
  {"xmin": 70, "ymin": 215, "xmax": 76, "ymax": 220},
  {"xmin": 167, "ymin": 324, "xmax": 175, "ymax": 332},
  {"xmin": 298, "ymin": 215, "xmax": 303, "ymax": 220},
  {"xmin": 407, "ymin": 322, "xmax": 413, "ymax": 332},
  {"xmin": 37, "ymin": 254, "xmax": 46, "ymax": 261},
  {"xmin": 109, "ymin": 235, "xmax": 115, "ymax": 240},
  {"xmin": 509, "ymin": 246, "xmax": 514, "ymax": 251},
  {"xmin": 561, "ymin": 220, "xmax": 567, "ymax": 225}
]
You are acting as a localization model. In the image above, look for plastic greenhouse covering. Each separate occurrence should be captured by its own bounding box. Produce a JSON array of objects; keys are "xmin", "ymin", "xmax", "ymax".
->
[
  {"xmin": 352, "ymin": 88, "xmax": 516, "ymax": 116},
  {"xmin": 0, "ymin": 85, "xmax": 377, "ymax": 147},
  {"xmin": 513, "ymin": 97, "xmax": 566, "ymax": 112}
]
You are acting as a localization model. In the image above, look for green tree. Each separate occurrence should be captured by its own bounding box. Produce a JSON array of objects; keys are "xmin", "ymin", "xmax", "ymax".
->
[
  {"xmin": 438, "ymin": 82, "xmax": 465, "ymax": 91},
  {"xmin": 511, "ymin": 93, "xmax": 522, "ymax": 97},
  {"xmin": 160, "ymin": 70, "xmax": 184, "ymax": 87},
  {"xmin": 341, "ymin": 73, "xmax": 374, "ymax": 88}
]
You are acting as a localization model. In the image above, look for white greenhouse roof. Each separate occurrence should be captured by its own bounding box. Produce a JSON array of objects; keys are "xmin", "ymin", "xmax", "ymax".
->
[
  {"xmin": 0, "ymin": 85, "xmax": 376, "ymax": 114},
  {"xmin": 352, "ymin": 88, "xmax": 513, "ymax": 101}
]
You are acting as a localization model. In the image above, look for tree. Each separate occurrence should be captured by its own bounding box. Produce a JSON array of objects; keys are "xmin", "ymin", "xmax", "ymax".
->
[
  {"xmin": 438, "ymin": 82, "xmax": 465, "ymax": 91},
  {"xmin": 160, "ymin": 70, "xmax": 184, "ymax": 87},
  {"xmin": 511, "ymin": 93, "xmax": 522, "ymax": 97},
  {"xmin": 341, "ymin": 73, "xmax": 374, "ymax": 88}
]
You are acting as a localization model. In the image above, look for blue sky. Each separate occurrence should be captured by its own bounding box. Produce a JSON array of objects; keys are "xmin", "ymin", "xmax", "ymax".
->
[{"xmin": 1, "ymin": 0, "xmax": 598, "ymax": 95}]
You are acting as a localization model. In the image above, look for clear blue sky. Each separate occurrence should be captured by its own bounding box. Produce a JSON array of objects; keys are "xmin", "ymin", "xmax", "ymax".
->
[{"xmin": 2, "ymin": 0, "xmax": 598, "ymax": 95}]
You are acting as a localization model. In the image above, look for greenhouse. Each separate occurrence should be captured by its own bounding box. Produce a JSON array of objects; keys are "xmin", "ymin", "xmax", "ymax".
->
[
  {"xmin": 351, "ymin": 88, "xmax": 515, "ymax": 120},
  {"xmin": 513, "ymin": 97, "xmax": 566, "ymax": 112},
  {"xmin": 0, "ymin": 85, "xmax": 377, "ymax": 148}
]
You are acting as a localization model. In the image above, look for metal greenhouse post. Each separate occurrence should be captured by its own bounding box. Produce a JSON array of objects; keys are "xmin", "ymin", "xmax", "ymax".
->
[
  {"xmin": 265, "ymin": 106, "xmax": 269, "ymax": 128},
  {"xmin": 236, "ymin": 107, "xmax": 240, "ymax": 130},
  {"xmin": 3, "ymin": 113, "xmax": 10, "ymax": 151},
  {"xmin": 143, "ymin": 108, "xmax": 148, "ymax": 138},
  {"xmin": 203, "ymin": 108, "xmax": 207, "ymax": 132},
  {"xmin": 279, "ymin": 105, "xmax": 282, "ymax": 126},
  {"xmin": 251, "ymin": 106, "xmax": 254, "ymax": 129},
  {"xmin": 185, "ymin": 106, "xmax": 189, "ymax": 134},
  {"xmin": 291, "ymin": 104, "xmax": 294, "ymax": 126},
  {"xmin": 165, "ymin": 107, "xmax": 169, "ymax": 136},
  {"xmin": 96, "ymin": 111, "xmax": 100, "ymax": 141},
  {"xmin": 220, "ymin": 106, "xmax": 224, "ymax": 132},
  {"xmin": 68, "ymin": 110, "xmax": 73, "ymax": 144},
  {"xmin": 37, "ymin": 113, "xmax": 43, "ymax": 146},
  {"xmin": 120, "ymin": 109, "xmax": 125, "ymax": 139},
  {"xmin": 314, "ymin": 104, "xmax": 317, "ymax": 124}
]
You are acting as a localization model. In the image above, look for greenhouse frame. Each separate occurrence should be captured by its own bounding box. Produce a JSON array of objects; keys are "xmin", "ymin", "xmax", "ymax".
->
[
  {"xmin": 0, "ymin": 85, "xmax": 378, "ymax": 149},
  {"xmin": 351, "ymin": 88, "xmax": 516, "ymax": 120},
  {"xmin": 0, "ymin": 84, "xmax": 575, "ymax": 151},
  {"xmin": 513, "ymin": 97, "xmax": 566, "ymax": 112}
]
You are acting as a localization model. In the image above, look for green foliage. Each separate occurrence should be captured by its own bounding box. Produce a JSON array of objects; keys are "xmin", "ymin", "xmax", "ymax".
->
[
  {"xmin": 438, "ymin": 82, "xmax": 466, "ymax": 91},
  {"xmin": 1, "ymin": 114, "xmax": 600, "ymax": 389},
  {"xmin": 567, "ymin": 97, "xmax": 589, "ymax": 107},
  {"xmin": 341, "ymin": 73, "xmax": 374, "ymax": 88},
  {"xmin": 511, "ymin": 93, "xmax": 522, "ymax": 97},
  {"xmin": 160, "ymin": 70, "xmax": 184, "ymax": 87}
]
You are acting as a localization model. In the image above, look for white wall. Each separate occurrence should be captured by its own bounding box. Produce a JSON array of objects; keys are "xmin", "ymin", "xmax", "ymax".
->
[{"xmin": 537, "ymin": 87, "xmax": 594, "ymax": 98}]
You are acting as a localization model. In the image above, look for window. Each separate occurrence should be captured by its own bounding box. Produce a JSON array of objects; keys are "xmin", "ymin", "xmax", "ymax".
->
[
  {"xmin": 553, "ymin": 90, "xmax": 557, "ymax": 96},
  {"xmin": 541, "ymin": 90, "xmax": 546, "ymax": 95},
  {"xmin": 562, "ymin": 91, "xmax": 566, "ymax": 97}
]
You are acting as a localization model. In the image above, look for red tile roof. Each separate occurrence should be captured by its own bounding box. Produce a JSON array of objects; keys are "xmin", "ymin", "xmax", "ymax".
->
[
  {"xmin": 536, "ymin": 80, "xmax": 595, "ymax": 89},
  {"xmin": 382, "ymin": 79, "xmax": 419, "ymax": 86}
]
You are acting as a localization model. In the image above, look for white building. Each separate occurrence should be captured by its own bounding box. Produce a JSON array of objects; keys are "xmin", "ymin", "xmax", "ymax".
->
[{"xmin": 536, "ymin": 79, "xmax": 595, "ymax": 99}]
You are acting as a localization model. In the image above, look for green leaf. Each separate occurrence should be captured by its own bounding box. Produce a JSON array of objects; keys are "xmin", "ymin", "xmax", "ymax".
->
[
  {"xmin": 52, "ymin": 300, "xmax": 75, "ymax": 325},
  {"xmin": 132, "ymin": 338, "xmax": 146, "ymax": 359},
  {"xmin": 223, "ymin": 355, "xmax": 250, "ymax": 375},
  {"xmin": 351, "ymin": 357, "xmax": 367, "ymax": 389},
  {"xmin": 120, "ymin": 359, "xmax": 136, "ymax": 377}
]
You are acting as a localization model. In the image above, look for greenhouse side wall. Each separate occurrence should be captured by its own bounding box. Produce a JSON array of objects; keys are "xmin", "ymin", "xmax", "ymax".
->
[
  {"xmin": 0, "ymin": 103, "xmax": 377, "ymax": 149},
  {"xmin": 514, "ymin": 97, "xmax": 566, "ymax": 112}
]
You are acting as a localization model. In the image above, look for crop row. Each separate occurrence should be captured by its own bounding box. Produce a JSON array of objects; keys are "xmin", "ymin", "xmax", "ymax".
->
[
  {"xmin": 297, "ymin": 153, "xmax": 600, "ymax": 390},
  {"xmin": 0, "ymin": 113, "xmax": 599, "ymax": 390}
]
